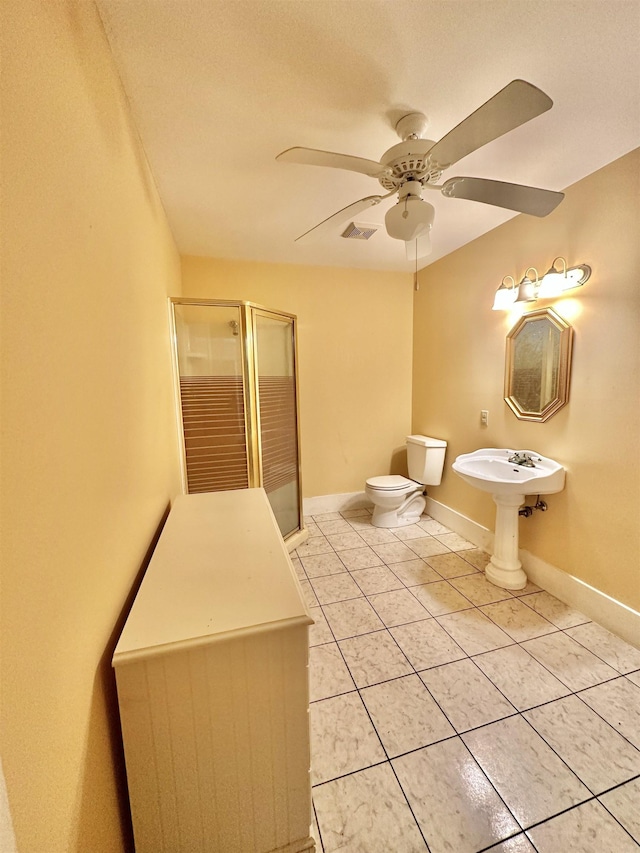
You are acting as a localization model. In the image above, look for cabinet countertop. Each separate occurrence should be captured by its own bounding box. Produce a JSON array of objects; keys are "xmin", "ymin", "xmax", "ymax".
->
[{"xmin": 113, "ymin": 488, "xmax": 312, "ymax": 665}]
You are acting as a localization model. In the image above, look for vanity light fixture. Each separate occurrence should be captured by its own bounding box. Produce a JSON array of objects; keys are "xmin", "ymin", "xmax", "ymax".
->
[
  {"xmin": 491, "ymin": 275, "xmax": 516, "ymax": 310},
  {"xmin": 514, "ymin": 267, "xmax": 539, "ymax": 304},
  {"xmin": 492, "ymin": 257, "xmax": 592, "ymax": 310},
  {"xmin": 537, "ymin": 257, "xmax": 592, "ymax": 298}
]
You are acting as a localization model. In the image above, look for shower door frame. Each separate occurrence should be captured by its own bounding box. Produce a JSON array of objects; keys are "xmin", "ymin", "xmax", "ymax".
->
[{"xmin": 168, "ymin": 297, "xmax": 304, "ymax": 542}]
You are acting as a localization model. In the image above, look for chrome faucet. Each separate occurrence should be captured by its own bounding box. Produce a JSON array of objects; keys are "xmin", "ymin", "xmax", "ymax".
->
[{"xmin": 508, "ymin": 451, "xmax": 536, "ymax": 467}]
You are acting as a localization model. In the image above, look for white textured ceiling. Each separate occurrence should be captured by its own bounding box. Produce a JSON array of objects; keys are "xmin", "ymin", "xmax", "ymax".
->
[{"xmin": 96, "ymin": 0, "xmax": 640, "ymax": 272}]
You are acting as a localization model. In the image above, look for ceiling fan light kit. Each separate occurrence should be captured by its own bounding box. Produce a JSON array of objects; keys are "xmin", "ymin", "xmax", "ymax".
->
[
  {"xmin": 276, "ymin": 79, "xmax": 565, "ymax": 259},
  {"xmin": 385, "ymin": 181, "xmax": 435, "ymax": 242}
]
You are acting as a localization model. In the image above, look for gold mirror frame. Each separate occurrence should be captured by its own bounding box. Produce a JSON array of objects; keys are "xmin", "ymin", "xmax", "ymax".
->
[{"xmin": 505, "ymin": 307, "xmax": 574, "ymax": 422}]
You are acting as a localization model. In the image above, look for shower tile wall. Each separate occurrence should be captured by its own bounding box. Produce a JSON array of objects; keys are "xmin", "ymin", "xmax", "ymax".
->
[{"xmin": 295, "ymin": 509, "xmax": 640, "ymax": 853}]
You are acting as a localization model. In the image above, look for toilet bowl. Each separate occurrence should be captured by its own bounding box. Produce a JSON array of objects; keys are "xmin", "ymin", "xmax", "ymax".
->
[{"xmin": 365, "ymin": 435, "xmax": 447, "ymax": 528}]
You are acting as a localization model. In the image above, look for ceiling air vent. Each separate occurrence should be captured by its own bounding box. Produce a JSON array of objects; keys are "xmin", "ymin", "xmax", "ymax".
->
[{"xmin": 341, "ymin": 222, "xmax": 378, "ymax": 240}]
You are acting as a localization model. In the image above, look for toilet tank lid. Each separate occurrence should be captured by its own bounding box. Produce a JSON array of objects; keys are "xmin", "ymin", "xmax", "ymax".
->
[{"xmin": 407, "ymin": 434, "xmax": 447, "ymax": 448}]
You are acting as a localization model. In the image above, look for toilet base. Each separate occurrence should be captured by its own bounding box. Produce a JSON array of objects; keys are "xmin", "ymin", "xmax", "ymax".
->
[{"xmin": 371, "ymin": 494, "xmax": 426, "ymax": 528}]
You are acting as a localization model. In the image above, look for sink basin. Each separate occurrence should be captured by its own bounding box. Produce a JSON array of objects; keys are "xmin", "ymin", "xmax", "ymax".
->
[{"xmin": 452, "ymin": 448, "xmax": 565, "ymax": 496}]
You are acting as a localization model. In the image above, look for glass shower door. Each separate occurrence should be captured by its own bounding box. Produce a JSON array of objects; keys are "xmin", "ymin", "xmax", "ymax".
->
[
  {"xmin": 253, "ymin": 311, "xmax": 301, "ymax": 538},
  {"xmin": 173, "ymin": 303, "xmax": 250, "ymax": 493}
]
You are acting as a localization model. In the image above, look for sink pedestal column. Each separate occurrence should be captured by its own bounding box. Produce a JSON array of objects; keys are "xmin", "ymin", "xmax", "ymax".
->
[{"xmin": 485, "ymin": 493, "xmax": 528, "ymax": 590}]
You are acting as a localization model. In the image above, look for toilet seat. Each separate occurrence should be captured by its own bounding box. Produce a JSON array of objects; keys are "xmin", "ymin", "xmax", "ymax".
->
[{"xmin": 365, "ymin": 475, "xmax": 420, "ymax": 494}]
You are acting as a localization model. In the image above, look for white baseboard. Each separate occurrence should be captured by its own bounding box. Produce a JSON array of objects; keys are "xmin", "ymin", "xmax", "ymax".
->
[
  {"xmin": 425, "ymin": 497, "xmax": 495, "ymax": 552},
  {"xmin": 427, "ymin": 497, "xmax": 640, "ymax": 649},
  {"xmin": 519, "ymin": 549, "xmax": 640, "ymax": 650},
  {"xmin": 303, "ymin": 491, "xmax": 371, "ymax": 516}
]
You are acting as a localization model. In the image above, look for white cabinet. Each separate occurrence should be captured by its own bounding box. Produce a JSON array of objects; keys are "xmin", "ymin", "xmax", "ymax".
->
[{"xmin": 113, "ymin": 489, "xmax": 315, "ymax": 853}]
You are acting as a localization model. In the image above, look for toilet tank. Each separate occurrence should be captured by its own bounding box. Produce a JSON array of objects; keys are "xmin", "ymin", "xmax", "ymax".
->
[{"xmin": 406, "ymin": 435, "xmax": 447, "ymax": 485}]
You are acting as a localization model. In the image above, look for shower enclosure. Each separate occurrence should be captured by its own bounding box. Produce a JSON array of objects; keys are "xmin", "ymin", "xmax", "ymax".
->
[{"xmin": 169, "ymin": 298, "xmax": 303, "ymax": 542}]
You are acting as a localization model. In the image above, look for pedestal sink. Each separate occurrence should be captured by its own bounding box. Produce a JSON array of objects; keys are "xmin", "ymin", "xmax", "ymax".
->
[{"xmin": 452, "ymin": 448, "xmax": 565, "ymax": 590}]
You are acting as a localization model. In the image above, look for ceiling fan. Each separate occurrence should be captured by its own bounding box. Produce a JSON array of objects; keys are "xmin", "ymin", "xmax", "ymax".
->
[{"xmin": 276, "ymin": 79, "xmax": 564, "ymax": 259}]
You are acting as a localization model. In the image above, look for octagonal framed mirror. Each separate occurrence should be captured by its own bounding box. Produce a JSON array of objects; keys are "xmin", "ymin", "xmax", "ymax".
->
[{"xmin": 505, "ymin": 307, "xmax": 574, "ymax": 422}]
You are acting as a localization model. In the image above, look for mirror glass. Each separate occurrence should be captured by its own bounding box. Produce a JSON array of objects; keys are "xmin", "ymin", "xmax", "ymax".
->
[{"xmin": 505, "ymin": 308, "xmax": 573, "ymax": 422}]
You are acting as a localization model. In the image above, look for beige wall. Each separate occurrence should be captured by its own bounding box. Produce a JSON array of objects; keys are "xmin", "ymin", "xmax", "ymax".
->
[
  {"xmin": 413, "ymin": 149, "xmax": 640, "ymax": 612},
  {"xmin": 0, "ymin": 3, "xmax": 182, "ymax": 851},
  {"xmin": 181, "ymin": 257, "xmax": 414, "ymax": 496}
]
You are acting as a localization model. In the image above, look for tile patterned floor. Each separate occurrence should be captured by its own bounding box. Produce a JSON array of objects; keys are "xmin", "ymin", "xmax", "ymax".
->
[{"xmin": 294, "ymin": 508, "xmax": 640, "ymax": 853}]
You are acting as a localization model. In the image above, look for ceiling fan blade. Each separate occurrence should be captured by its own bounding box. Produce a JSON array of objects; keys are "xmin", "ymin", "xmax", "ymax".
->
[
  {"xmin": 427, "ymin": 80, "xmax": 553, "ymax": 170},
  {"xmin": 405, "ymin": 231, "xmax": 432, "ymax": 262},
  {"xmin": 295, "ymin": 195, "xmax": 387, "ymax": 242},
  {"xmin": 442, "ymin": 176, "xmax": 564, "ymax": 217},
  {"xmin": 276, "ymin": 146, "xmax": 386, "ymax": 178}
]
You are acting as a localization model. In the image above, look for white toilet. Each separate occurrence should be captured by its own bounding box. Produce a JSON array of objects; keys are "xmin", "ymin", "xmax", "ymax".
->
[{"xmin": 365, "ymin": 435, "xmax": 447, "ymax": 528}]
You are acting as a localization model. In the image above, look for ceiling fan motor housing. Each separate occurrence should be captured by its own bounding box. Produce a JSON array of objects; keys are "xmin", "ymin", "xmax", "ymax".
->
[{"xmin": 378, "ymin": 139, "xmax": 443, "ymax": 191}]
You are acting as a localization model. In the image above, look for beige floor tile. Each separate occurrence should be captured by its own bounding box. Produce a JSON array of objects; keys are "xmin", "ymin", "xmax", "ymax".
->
[
  {"xmin": 309, "ymin": 605, "xmax": 334, "ymax": 646},
  {"xmin": 357, "ymin": 527, "xmax": 398, "ymax": 545},
  {"xmin": 524, "ymin": 694, "xmax": 640, "ymax": 792},
  {"xmin": 424, "ymin": 551, "xmax": 479, "ymax": 579},
  {"xmin": 351, "ymin": 565, "xmax": 404, "ymax": 595},
  {"xmin": 340, "ymin": 508, "xmax": 371, "ymax": 518},
  {"xmin": 310, "ymin": 573, "xmax": 363, "ymax": 604},
  {"xmin": 527, "ymin": 799, "xmax": 640, "ymax": 852},
  {"xmin": 301, "ymin": 551, "xmax": 347, "ymax": 578},
  {"xmin": 371, "ymin": 540, "xmax": 418, "ymax": 564},
  {"xmin": 473, "ymin": 644, "xmax": 570, "ymax": 710},
  {"xmin": 458, "ymin": 548, "xmax": 492, "ymax": 571},
  {"xmin": 627, "ymin": 670, "xmax": 640, "ymax": 687},
  {"xmin": 310, "ymin": 692, "xmax": 385, "ymax": 784},
  {"xmin": 522, "ymin": 632, "xmax": 619, "ymax": 691},
  {"xmin": 393, "ymin": 738, "xmax": 520, "ymax": 853},
  {"xmin": 406, "ymin": 536, "xmax": 452, "ymax": 558},
  {"xmin": 296, "ymin": 537, "xmax": 334, "ymax": 558},
  {"xmin": 565, "ymin": 622, "xmax": 640, "ymax": 673},
  {"xmin": 420, "ymin": 658, "xmax": 516, "ymax": 732},
  {"xmin": 410, "ymin": 581, "xmax": 473, "ymax": 616},
  {"xmin": 339, "ymin": 630, "xmax": 413, "ymax": 688},
  {"xmin": 368, "ymin": 588, "xmax": 430, "ymax": 627},
  {"xmin": 522, "ymin": 590, "xmax": 590, "ymax": 628},
  {"xmin": 579, "ymin": 676, "xmax": 640, "ymax": 749},
  {"xmin": 510, "ymin": 580, "xmax": 541, "ymax": 596},
  {"xmin": 450, "ymin": 573, "xmax": 513, "ymax": 605},
  {"xmin": 432, "ymin": 532, "xmax": 475, "ymax": 551},
  {"xmin": 322, "ymin": 597, "xmax": 385, "ymax": 640},
  {"xmin": 462, "ymin": 715, "xmax": 590, "ymax": 827},
  {"xmin": 336, "ymin": 546, "xmax": 383, "ymax": 571},
  {"xmin": 417, "ymin": 518, "xmax": 451, "ymax": 535},
  {"xmin": 346, "ymin": 516, "xmax": 376, "ymax": 530},
  {"xmin": 390, "ymin": 618, "xmax": 467, "ymax": 670},
  {"xmin": 480, "ymin": 597, "xmax": 557, "ymax": 642},
  {"xmin": 313, "ymin": 512, "xmax": 342, "ymax": 522},
  {"xmin": 313, "ymin": 764, "xmax": 427, "ymax": 853},
  {"xmin": 309, "ymin": 643, "xmax": 356, "ymax": 702},
  {"xmin": 300, "ymin": 579, "xmax": 319, "ymax": 608},
  {"xmin": 325, "ymin": 531, "xmax": 367, "ymax": 552},
  {"xmin": 599, "ymin": 777, "xmax": 640, "ymax": 843},
  {"xmin": 485, "ymin": 836, "xmax": 536, "ymax": 852},
  {"xmin": 360, "ymin": 674, "xmax": 455, "ymax": 756},
  {"xmin": 436, "ymin": 609, "xmax": 514, "ymax": 655},
  {"xmin": 392, "ymin": 523, "xmax": 431, "ymax": 540},
  {"xmin": 317, "ymin": 518, "xmax": 354, "ymax": 536},
  {"xmin": 389, "ymin": 559, "xmax": 441, "ymax": 586}
]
